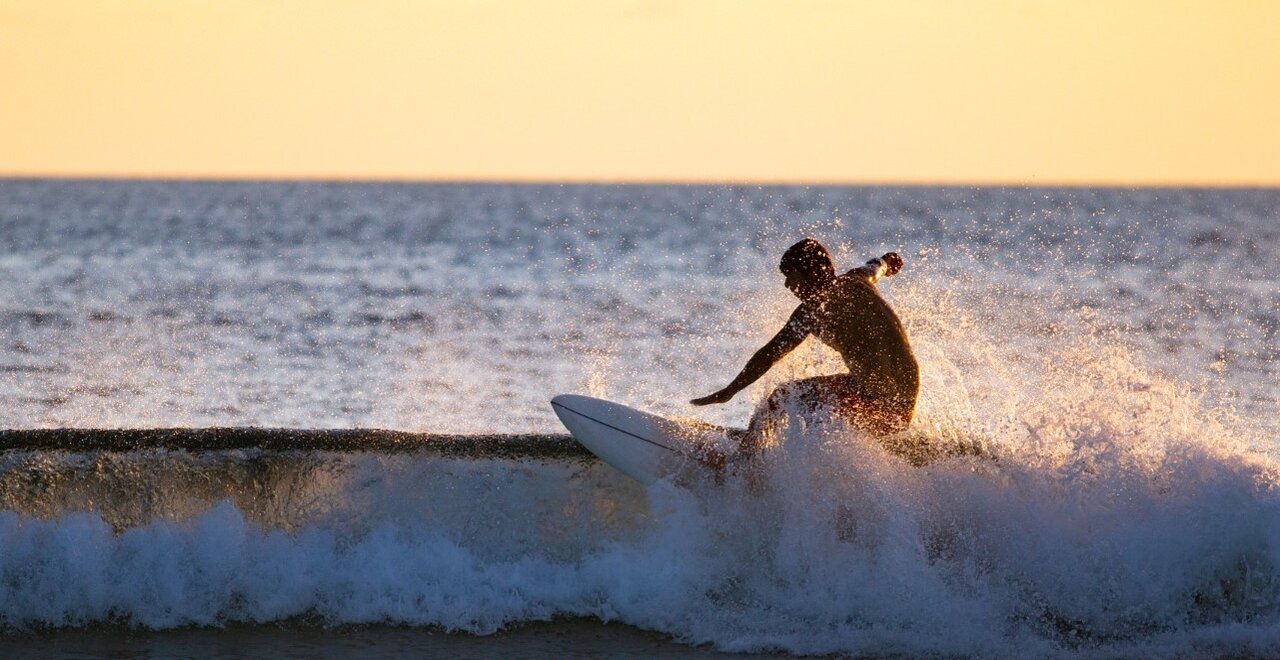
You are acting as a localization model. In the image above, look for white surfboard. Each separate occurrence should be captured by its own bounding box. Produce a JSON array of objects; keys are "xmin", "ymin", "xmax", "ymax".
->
[{"xmin": 550, "ymin": 394, "xmax": 732, "ymax": 484}]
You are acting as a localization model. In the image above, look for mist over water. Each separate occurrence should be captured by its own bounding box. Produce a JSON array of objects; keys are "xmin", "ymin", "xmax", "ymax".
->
[
  {"xmin": 1, "ymin": 180, "xmax": 1278, "ymax": 655},
  {"xmin": 3, "ymin": 181, "xmax": 1275, "ymax": 432}
]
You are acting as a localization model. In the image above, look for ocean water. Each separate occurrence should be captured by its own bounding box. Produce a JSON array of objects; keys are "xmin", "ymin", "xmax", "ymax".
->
[{"xmin": 1, "ymin": 180, "xmax": 1278, "ymax": 656}]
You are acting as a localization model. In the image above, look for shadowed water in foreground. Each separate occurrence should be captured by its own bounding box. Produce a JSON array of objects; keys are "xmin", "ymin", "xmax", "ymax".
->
[{"xmin": 0, "ymin": 619, "xmax": 773, "ymax": 660}]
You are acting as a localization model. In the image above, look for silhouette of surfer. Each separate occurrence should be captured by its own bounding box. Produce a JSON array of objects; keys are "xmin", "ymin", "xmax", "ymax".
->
[{"xmin": 691, "ymin": 238, "xmax": 919, "ymax": 463}]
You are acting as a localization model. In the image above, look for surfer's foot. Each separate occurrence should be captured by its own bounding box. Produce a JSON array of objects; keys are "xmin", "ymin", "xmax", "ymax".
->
[{"xmin": 697, "ymin": 446, "xmax": 727, "ymax": 473}]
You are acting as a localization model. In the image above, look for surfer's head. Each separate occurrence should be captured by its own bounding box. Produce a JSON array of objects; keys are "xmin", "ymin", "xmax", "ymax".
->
[{"xmin": 780, "ymin": 238, "xmax": 836, "ymax": 301}]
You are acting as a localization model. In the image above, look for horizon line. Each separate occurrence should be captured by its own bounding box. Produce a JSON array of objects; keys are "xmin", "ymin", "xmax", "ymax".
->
[{"xmin": 3, "ymin": 172, "xmax": 1279, "ymax": 190}]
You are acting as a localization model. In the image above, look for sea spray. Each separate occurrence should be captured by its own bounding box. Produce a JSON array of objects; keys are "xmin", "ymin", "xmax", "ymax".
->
[
  {"xmin": 1, "ymin": 364, "xmax": 1277, "ymax": 657},
  {"xmin": 2, "ymin": 181, "xmax": 1277, "ymax": 656}
]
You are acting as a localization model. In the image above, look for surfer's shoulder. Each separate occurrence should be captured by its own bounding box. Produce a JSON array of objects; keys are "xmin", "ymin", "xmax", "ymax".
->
[{"xmin": 834, "ymin": 271, "xmax": 877, "ymax": 294}]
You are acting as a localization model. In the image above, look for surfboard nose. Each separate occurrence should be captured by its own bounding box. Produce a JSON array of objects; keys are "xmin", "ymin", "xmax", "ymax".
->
[
  {"xmin": 550, "ymin": 393, "xmax": 599, "ymax": 410},
  {"xmin": 550, "ymin": 394, "xmax": 594, "ymax": 427},
  {"xmin": 549, "ymin": 393, "xmax": 673, "ymax": 485}
]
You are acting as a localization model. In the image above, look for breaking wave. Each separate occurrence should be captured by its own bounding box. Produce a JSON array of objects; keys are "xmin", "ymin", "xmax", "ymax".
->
[{"xmin": 1, "ymin": 337, "xmax": 1277, "ymax": 658}]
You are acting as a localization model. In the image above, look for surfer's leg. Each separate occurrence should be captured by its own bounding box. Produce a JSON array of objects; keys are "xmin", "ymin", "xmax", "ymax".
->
[{"xmin": 742, "ymin": 375, "xmax": 846, "ymax": 453}]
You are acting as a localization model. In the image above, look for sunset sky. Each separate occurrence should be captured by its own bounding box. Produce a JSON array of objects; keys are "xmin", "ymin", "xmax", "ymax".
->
[{"xmin": 2, "ymin": 1, "xmax": 1277, "ymax": 185}]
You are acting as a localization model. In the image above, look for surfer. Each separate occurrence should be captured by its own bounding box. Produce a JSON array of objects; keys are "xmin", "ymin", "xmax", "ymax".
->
[{"xmin": 691, "ymin": 238, "xmax": 919, "ymax": 462}]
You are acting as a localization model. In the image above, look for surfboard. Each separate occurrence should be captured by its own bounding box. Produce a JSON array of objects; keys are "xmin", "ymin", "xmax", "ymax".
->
[{"xmin": 550, "ymin": 394, "xmax": 732, "ymax": 484}]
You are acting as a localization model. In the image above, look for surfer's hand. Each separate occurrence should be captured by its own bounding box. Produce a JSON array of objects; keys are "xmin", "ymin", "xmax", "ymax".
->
[
  {"xmin": 691, "ymin": 390, "xmax": 733, "ymax": 406},
  {"xmin": 882, "ymin": 252, "xmax": 904, "ymax": 276}
]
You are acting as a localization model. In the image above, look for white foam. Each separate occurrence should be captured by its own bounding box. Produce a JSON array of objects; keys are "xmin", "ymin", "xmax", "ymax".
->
[{"xmin": 2, "ymin": 378, "xmax": 1279, "ymax": 657}]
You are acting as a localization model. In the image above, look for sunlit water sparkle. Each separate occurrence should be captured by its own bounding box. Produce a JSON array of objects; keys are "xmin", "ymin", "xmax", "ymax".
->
[{"xmin": 1, "ymin": 180, "xmax": 1277, "ymax": 656}]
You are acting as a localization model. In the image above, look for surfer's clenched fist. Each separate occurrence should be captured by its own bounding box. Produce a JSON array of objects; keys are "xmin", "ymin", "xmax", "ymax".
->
[
  {"xmin": 690, "ymin": 239, "xmax": 920, "ymax": 456},
  {"xmin": 882, "ymin": 251, "xmax": 904, "ymax": 276}
]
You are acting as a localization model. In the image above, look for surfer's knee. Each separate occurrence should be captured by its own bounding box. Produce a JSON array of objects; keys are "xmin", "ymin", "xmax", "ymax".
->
[
  {"xmin": 769, "ymin": 379, "xmax": 800, "ymax": 399},
  {"xmin": 761, "ymin": 384, "xmax": 793, "ymax": 417},
  {"xmin": 767, "ymin": 379, "xmax": 820, "ymax": 408}
]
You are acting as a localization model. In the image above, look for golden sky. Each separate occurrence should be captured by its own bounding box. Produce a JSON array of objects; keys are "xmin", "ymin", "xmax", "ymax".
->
[{"xmin": 2, "ymin": 0, "xmax": 1277, "ymax": 184}]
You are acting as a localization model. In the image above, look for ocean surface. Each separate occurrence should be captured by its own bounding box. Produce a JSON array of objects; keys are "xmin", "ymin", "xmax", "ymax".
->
[{"xmin": 1, "ymin": 180, "xmax": 1278, "ymax": 657}]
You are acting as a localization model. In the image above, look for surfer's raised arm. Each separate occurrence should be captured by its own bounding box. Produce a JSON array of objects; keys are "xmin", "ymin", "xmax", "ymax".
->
[
  {"xmin": 845, "ymin": 252, "xmax": 904, "ymax": 284},
  {"xmin": 690, "ymin": 307, "xmax": 811, "ymax": 406}
]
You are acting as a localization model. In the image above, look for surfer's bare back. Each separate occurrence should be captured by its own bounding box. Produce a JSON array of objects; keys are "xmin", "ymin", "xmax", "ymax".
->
[{"xmin": 692, "ymin": 238, "xmax": 920, "ymax": 453}]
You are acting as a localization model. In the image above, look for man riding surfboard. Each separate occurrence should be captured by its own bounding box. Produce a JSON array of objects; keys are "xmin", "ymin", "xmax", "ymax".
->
[{"xmin": 691, "ymin": 238, "xmax": 919, "ymax": 460}]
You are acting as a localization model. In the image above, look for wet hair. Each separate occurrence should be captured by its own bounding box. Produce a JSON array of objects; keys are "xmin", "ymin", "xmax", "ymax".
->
[{"xmin": 779, "ymin": 238, "xmax": 835, "ymax": 280}]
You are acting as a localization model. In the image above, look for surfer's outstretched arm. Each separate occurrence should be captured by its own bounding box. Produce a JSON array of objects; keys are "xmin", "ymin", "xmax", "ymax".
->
[
  {"xmin": 845, "ymin": 252, "xmax": 904, "ymax": 284},
  {"xmin": 690, "ymin": 308, "xmax": 810, "ymax": 406}
]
